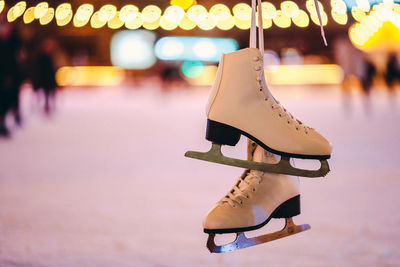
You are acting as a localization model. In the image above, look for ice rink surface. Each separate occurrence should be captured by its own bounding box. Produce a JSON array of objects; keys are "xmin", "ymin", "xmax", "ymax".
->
[{"xmin": 0, "ymin": 85, "xmax": 399, "ymax": 266}]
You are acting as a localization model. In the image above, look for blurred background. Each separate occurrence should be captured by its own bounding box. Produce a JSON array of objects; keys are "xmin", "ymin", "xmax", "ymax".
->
[{"xmin": 0, "ymin": 0, "xmax": 399, "ymax": 266}]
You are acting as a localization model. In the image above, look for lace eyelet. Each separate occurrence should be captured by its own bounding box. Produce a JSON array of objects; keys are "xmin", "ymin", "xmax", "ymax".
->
[
  {"xmin": 296, "ymin": 127, "xmax": 299, "ymax": 131},
  {"xmin": 246, "ymin": 195, "xmax": 249, "ymax": 199},
  {"xmin": 252, "ymin": 188, "xmax": 256, "ymax": 192},
  {"xmin": 279, "ymin": 113, "xmax": 282, "ymax": 117},
  {"xmin": 259, "ymin": 88, "xmax": 262, "ymax": 91},
  {"xmin": 232, "ymin": 204, "xmax": 236, "ymax": 208},
  {"xmin": 287, "ymin": 121, "xmax": 290, "ymax": 124},
  {"xmin": 239, "ymin": 201, "xmax": 243, "ymax": 205}
]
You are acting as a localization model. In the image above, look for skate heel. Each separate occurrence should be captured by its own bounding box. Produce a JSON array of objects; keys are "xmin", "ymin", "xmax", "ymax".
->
[
  {"xmin": 206, "ymin": 119, "xmax": 241, "ymax": 146},
  {"xmin": 272, "ymin": 195, "xmax": 301, "ymax": 219}
]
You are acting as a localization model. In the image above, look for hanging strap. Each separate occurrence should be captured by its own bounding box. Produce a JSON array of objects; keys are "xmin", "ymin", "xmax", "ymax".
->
[
  {"xmin": 313, "ymin": 0, "xmax": 328, "ymax": 46},
  {"xmin": 249, "ymin": 0, "xmax": 264, "ymax": 55},
  {"xmin": 250, "ymin": 0, "xmax": 327, "ymax": 50}
]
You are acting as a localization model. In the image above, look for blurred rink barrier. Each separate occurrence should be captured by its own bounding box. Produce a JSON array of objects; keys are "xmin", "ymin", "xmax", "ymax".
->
[{"xmin": 54, "ymin": 63, "xmax": 344, "ymax": 87}]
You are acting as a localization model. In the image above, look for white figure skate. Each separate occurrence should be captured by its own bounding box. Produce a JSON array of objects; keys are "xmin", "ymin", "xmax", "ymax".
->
[
  {"xmin": 185, "ymin": 0, "xmax": 331, "ymax": 178},
  {"xmin": 204, "ymin": 141, "xmax": 310, "ymax": 253}
]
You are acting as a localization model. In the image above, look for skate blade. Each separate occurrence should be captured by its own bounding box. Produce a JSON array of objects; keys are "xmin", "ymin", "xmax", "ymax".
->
[
  {"xmin": 185, "ymin": 143, "xmax": 330, "ymax": 178},
  {"xmin": 206, "ymin": 218, "xmax": 310, "ymax": 253}
]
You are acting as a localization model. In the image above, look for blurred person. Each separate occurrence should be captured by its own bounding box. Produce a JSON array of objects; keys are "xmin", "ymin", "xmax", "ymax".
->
[
  {"xmin": 385, "ymin": 53, "xmax": 399, "ymax": 91},
  {"xmin": 160, "ymin": 62, "xmax": 183, "ymax": 92},
  {"xmin": 31, "ymin": 38, "xmax": 58, "ymax": 115},
  {"xmin": 0, "ymin": 8, "xmax": 24, "ymax": 137}
]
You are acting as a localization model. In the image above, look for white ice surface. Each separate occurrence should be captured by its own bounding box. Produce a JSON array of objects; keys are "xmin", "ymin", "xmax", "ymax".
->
[{"xmin": 0, "ymin": 85, "xmax": 399, "ymax": 266}]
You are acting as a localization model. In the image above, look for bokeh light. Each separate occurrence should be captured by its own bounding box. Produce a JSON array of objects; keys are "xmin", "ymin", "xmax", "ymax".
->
[
  {"xmin": 98, "ymin": 4, "xmax": 117, "ymax": 22},
  {"xmin": 55, "ymin": 3, "xmax": 72, "ymax": 21},
  {"xmin": 56, "ymin": 8, "xmax": 73, "ymax": 26},
  {"xmin": 351, "ymin": 6, "xmax": 366, "ymax": 21},
  {"xmin": 197, "ymin": 14, "xmax": 216, "ymax": 30},
  {"xmin": 110, "ymin": 30, "xmax": 157, "ymax": 69},
  {"xmin": 125, "ymin": 13, "xmax": 144, "ymax": 29},
  {"xmin": 292, "ymin": 10, "xmax": 310, "ymax": 27},
  {"xmin": 108, "ymin": 12, "xmax": 125, "ymax": 29},
  {"xmin": 187, "ymin": 5, "xmax": 207, "ymax": 23},
  {"xmin": 0, "ymin": 1, "xmax": 4, "ymax": 15},
  {"xmin": 12, "ymin": 1, "xmax": 26, "ymax": 18},
  {"xmin": 233, "ymin": 3, "xmax": 252, "ymax": 20},
  {"xmin": 332, "ymin": 9, "xmax": 348, "ymax": 24},
  {"xmin": 281, "ymin": 1, "xmax": 299, "ymax": 18},
  {"xmin": 142, "ymin": 18, "xmax": 160, "ymax": 30},
  {"xmin": 164, "ymin": 5, "xmax": 185, "ymax": 23},
  {"xmin": 216, "ymin": 16, "xmax": 235, "ymax": 30},
  {"xmin": 39, "ymin": 7, "xmax": 54, "ymax": 25},
  {"xmin": 34, "ymin": 2, "xmax": 49, "ymax": 19},
  {"xmin": 23, "ymin": 6, "xmax": 35, "ymax": 24},
  {"xmin": 90, "ymin": 11, "xmax": 107, "ymax": 28},
  {"xmin": 170, "ymin": 0, "xmax": 197, "ymax": 11},
  {"xmin": 261, "ymin": 2, "xmax": 277, "ymax": 19},
  {"xmin": 75, "ymin": 4, "xmax": 93, "ymax": 22},
  {"xmin": 273, "ymin": 10, "xmax": 291, "ymax": 28},
  {"xmin": 179, "ymin": 14, "xmax": 197, "ymax": 30},
  {"xmin": 119, "ymin": 5, "xmax": 139, "ymax": 22},
  {"xmin": 181, "ymin": 61, "xmax": 205, "ymax": 78},
  {"xmin": 210, "ymin": 4, "xmax": 231, "ymax": 21},
  {"xmin": 160, "ymin": 16, "xmax": 179, "ymax": 30},
  {"xmin": 142, "ymin": 5, "xmax": 162, "ymax": 23},
  {"xmin": 310, "ymin": 11, "xmax": 328, "ymax": 26}
]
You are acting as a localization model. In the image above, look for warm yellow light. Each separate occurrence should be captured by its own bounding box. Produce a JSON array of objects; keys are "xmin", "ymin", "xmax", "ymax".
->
[
  {"xmin": 75, "ymin": 4, "xmax": 93, "ymax": 22},
  {"xmin": 184, "ymin": 65, "xmax": 218, "ymax": 86},
  {"xmin": 349, "ymin": 26, "xmax": 367, "ymax": 46},
  {"xmin": 34, "ymin": 2, "xmax": 48, "ymax": 19},
  {"xmin": 90, "ymin": 11, "xmax": 107, "ymax": 28},
  {"xmin": 233, "ymin": 3, "xmax": 252, "ymax": 20},
  {"xmin": 234, "ymin": 17, "xmax": 251, "ymax": 30},
  {"xmin": 143, "ymin": 18, "xmax": 160, "ymax": 30},
  {"xmin": 7, "ymin": 8, "xmax": 17, "ymax": 22},
  {"xmin": 98, "ymin": 4, "xmax": 117, "ymax": 22},
  {"xmin": 170, "ymin": 0, "xmax": 196, "ymax": 11},
  {"xmin": 281, "ymin": 1, "xmax": 299, "ymax": 18},
  {"xmin": 331, "ymin": 9, "xmax": 348, "ymax": 25},
  {"xmin": 331, "ymin": 0, "xmax": 347, "ymax": 14},
  {"xmin": 356, "ymin": 0, "xmax": 370, "ymax": 12},
  {"xmin": 56, "ymin": 9, "xmax": 73, "ymax": 26},
  {"xmin": 160, "ymin": 16, "xmax": 179, "ymax": 30},
  {"xmin": 394, "ymin": 4, "xmax": 400, "ymax": 15},
  {"xmin": 56, "ymin": 66, "xmax": 125, "ymax": 87},
  {"xmin": 23, "ymin": 7, "xmax": 35, "ymax": 23},
  {"xmin": 306, "ymin": 0, "xmax": 324, "ymax": 14},
  {"xmin": 55, "ymin": 3, "xmax": 72, "ymax": 21},
  {"xmin": 257, "ymin": 18, "xmax": 273, "ymax": 29},
  {"xmin": 351, "ymin": 7, "xmax": 366, "ymax": 22},
  {"xmin": 0, "ymin": 1, "xmax": 4, "ymax": 15},
  {"xmin": 363, "ymin": 15, "xmax": 381, "ymax": 32},
  {"xmin": 292, "ymin": 10, "xmax": 310, "ymax": 27},
  {"xmin": 261, "ymin": 2, "xmax": 277, "ymax": 19},
  {"xmin": 164, "ymin": 5, "xmax": 185, "ymax": 23},
  {"xmin": 311, "ymin": 11, "xmax": 328, "ymax": 26},
  {"xmin": 108, "ymin": 12, "xmax": 124, "ymax": 29},
  {"xmin": 187, "ymin": 5, "xmax": 207, "ymax": 22},
  {"xmin": 267, "ymin": 65, "xmax": 344, "ymax": 85},
  {"xmin": 142, "ymin": 5, "xmax": 162, "ymax": 23},
  {"xmin": 179, "ymin": 14, "xmax": 197, "ymax": 30},
  {"xmin": 73, "ymin": 16, "xmax": 88, "ymax": 27},
  {"xmin": 197, "ymin": 13, "xmax": 216, "ymax": 30},
  {"xmin": 210, "ymin": 4, "xmax": 231, "ymax": 21},
  {"xmin": 273, "ymin": 10, "xmax": 291, "ymax": 28},
  {"xmin": 12, "ymin": 1, "xmax": 26, "ymax": 18},
  {"xmin": 125, "ymin": 13, "xmax": 144, "ymax": 29},
  {"xmin": 119, "ymin": 5, "xmax": 139, "ymax": 22},
  {"xmin": 40, "ymin": 7, "xmax": 54, "ymax": 25},
  {"xmin": 216, "ymin": 16, "xmax": 235, "ymax": 30}
]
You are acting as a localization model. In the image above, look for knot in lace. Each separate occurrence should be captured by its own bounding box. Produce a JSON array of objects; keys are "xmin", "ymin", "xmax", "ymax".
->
[{"xmin": 220, "ymin": 171, "xmax": 262, "ymax": 207}]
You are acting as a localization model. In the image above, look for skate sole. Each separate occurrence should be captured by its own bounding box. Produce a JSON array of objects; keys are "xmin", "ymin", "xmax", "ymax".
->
[
  {"xmin": 204, "ymin": 195, "xmax": 301, "ymax": 234},
  {"xmin": 206, "ymin": 218, "xmax": 310, "ymax": 253},
  {"xmin": 185, "ymin": 143, "xmax": 330, "ymax": 177},
  {"xmin": 206, "ymin": 119, "xmax": 331, "ymax": 160}
]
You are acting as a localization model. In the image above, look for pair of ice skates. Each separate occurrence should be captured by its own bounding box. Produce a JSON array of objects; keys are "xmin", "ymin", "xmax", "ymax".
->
[{"xmin": 185, "ymin": 0, "xmax": 331, "ymax": 253}]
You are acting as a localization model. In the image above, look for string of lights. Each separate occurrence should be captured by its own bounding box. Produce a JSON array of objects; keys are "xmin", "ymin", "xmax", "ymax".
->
[{"xmin": 1, "ymin": 0, "xmax": 381, "ymax": 30}]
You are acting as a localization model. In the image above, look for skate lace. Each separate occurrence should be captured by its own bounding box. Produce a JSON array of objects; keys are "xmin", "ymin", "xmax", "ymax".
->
[
  {"xmin": 220, "ymin": 171, "xmax": 262, "ymax": 207},
  {"xmin": 255, "ymin": 67, "xmax": 311, "ymax": 134}
]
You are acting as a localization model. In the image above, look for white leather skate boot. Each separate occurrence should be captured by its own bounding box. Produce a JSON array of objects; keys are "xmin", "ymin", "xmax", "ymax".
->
[
  {"xmin": 204, "ymin": 141, "xmax": 310, "ymax": 253},
  {"xmin": 185, "ymin": 0, "xmax": 331, "ymax": 177}
]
